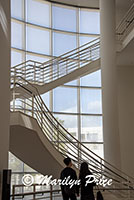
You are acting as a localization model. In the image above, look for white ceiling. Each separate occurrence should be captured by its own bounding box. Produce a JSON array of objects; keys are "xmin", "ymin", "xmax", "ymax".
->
[
  {"xmin": 49, "ymin": 0, "xmax": 99, "ymax": 8},
  {"xmin": 49, "ymin": 0, "xmax": 134, "ymax": 10}
]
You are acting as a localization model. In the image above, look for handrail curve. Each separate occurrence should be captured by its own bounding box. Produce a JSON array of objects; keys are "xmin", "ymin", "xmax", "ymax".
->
[
  {"xmin": 10, "ymin": 76, "xmax": 134, "ymax": 199},
  {"xmin": 11, "ymin": 38, "xmax": 100, "ymax": 86}
]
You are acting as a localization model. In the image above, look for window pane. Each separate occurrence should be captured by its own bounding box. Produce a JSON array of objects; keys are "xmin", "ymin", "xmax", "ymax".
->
[
  {"xmin": 54, "ymin": 114, "xmax": 78, "ymax": 139},
  {"xmin": 64, "ymin": 80, "xmax": 78, "ymax": 86},
  {"xmin": 11, "ymin": 0, "xmax": 24, "ymax": 19},
  {"xmin": 83, "ymin": 143, "xmax": 104, "ymax": 158},
  {"xmin": 26, "ymin": 53, "xmax": 50, "ymax": 63},
  {"xmin": 81, "ymin": 88, "xmax": 102, "ymax": 114},
  {"xmin": 8, "ymin": 152, "xmax": 23, "ymax": 172},
  {"xmin": 53, "ymin": 32, "xmax": 77, "ymax": 56},
  {"xmin": 53, "ymin": 87, "xmax": 77, "ymax": 113},
  {"xmin": 11, "ymin": 50, "xmax": 23, "ymax": 67},
  {"xmin": 26, "ymin": 25, "xmax": 50, "ymax": 55},
  {"xmin": 80, "ymin": 10, "xmax": 100, "ymax": 34},
  {"xmin": 41, "ymin": 92, "xmax": 50, "ymax": 108},
  {"xmin": 79, "ymin": 35, "xmax": 98, "ymax": 46},
  {"xmin": 11, "ymin": 21, "xmax": 24, "ymax": 49},
  {"xmin": 26, "ymin": 0, "xmax": 50, "ymax": 27},
  {"xmin": 11, "ymin": 174, "xmax": 23, "ymax": 193},
  {"xmin": 52, "ymin": 5, "xmax": 76, "ymax": 32},
  {"xmin": 81, "ymin": 70, "xmax": 101, "ymax": 87},
  {"xmin": 81, "ymin": 116, "xmax": 103, "ymax": 142},
  {"xmin": 24, "ymin": 164, "xmax": 36, "ymax": 172}
]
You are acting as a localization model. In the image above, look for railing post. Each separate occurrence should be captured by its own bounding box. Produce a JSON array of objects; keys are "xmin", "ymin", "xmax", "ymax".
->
[
  {"xmin": 90, "ymin": 48, "xmax": 92, "ymax": 61},
  {"xmin": 101, "ymin": 159, "xmax": 103, "ymax": 178},
  {"xmin": 33, "ymin": 184, "xmax": 36, "ymax": 200},
  {"xmin": 66, "ymin": 60, "xmax": 68, "ymax": 75},
  {"xmin": 57, "ymin": 62, "xmax": 59, "ymax": 78},
  {"xmin": 22, "ymin": 64, "xmax": 26, "ymax": 80},
  {"xmin": 13, "ymin": 76, "xmax": 16, "ymax": 112},
  {"xmin": 42, "ymin": 66, "xmax": 45, "ymax": 84},
  {"xmin": 21, "ymin": 65, "xmax": 23, "ymax": 79},
  {"xmin": 41, "ymin": 104, "xmax": 43, "ymax": 129},
  {"xmin": 50, "ymin": 185, "xmax": 53, "ymax": 200},
  {"xmin": 127, "ymin": 176, "xmax": 131, "ymax": 199},
  {"xmin": 57, "ymin": 124, "xmax": 59, "ymax": 150},
  {"xmin": 78, "ymin": 142, "xmax": 81, "ymax": 169},
  {"xmin": 32, "ymin": 94, "xmax": 34, "ymax": 117},
  {"xmin": 78, "ymin": 48, "xmax": 80, "ymax": 69},
  {"xmin": 14, "ymin": 67, "xmax": 16, "ymax": 79},
  {"xmin": 34, "ymin": 62, "xmax": 36, "ymax": 83},
  {"xmin": 12, "ymin": 185, "xmax": 15, "ymax": 200}
]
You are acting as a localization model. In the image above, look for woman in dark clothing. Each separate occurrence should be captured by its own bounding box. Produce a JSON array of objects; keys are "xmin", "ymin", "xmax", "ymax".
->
[{"xmin": 79, "ymin": 162, "xmax": 96, "ymax": 200}]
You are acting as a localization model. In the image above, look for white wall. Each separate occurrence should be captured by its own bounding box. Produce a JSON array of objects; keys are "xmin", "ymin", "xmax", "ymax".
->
[
  {"xmin": 0, "ymin": 0, "xmax": 10, "ymax": 199},
  {"xmin": 118, "ymin": 65, "xmax": 134, "ymax": 177}
]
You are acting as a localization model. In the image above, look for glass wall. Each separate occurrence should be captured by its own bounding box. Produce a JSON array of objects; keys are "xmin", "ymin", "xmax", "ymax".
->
[{"xmin": 10, "ymin": 0, "xmax": 102, "ymax": 177}]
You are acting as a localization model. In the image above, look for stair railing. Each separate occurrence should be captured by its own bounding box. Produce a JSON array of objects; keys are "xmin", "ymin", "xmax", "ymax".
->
[
  {"xmin": 10, "ymin": 4, "xmax": 134, "ymax": 198},
  {"xmin": 11, "ymin": 38, "xmax": 100, "ymax": 86},
  {"xmin": 10, "ymin": 76, "xmax": 134, "ymax": 199},
  {"xmin": 116, "ymin": 3, "xmax": 134, "ymax": 41},
  {"xmin": 10, "ymin": 3, "xmax": 134, "ymax": 91}
]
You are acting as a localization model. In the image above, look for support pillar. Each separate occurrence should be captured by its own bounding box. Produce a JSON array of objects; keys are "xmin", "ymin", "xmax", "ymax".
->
[
  {"xmin": 0, "ymin": 1, "xmax": 10, "ymax": 199},
  {"xmin": 100, "ymin": 0, "xmax": 121, "ymax": 168}
]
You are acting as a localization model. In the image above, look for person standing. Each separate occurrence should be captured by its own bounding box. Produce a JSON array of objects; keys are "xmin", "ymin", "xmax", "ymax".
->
[
  {"xmin": 60, "ymin": 157, "xmax": 79, "ymax": 200},
  {"xmin": 79, "ymin": 162, "xmax": 96, "ymax": 200}
]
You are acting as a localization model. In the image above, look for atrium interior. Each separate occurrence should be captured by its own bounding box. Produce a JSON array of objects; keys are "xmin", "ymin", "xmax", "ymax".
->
[{"xmin": 1, "ymin": 0, "xmax": 134, "ymax": 199}]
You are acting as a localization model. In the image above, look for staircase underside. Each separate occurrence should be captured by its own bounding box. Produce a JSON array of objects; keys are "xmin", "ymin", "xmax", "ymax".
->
[
  {"xmin": 11, "ymin": 59, "xmax": 100, "ymax": 99},
  {"xmin": 35, "ymin": 59, "xmax": 100, "ymax": 94},
  {"xmin": 10, "ymin": 112, "xmax": 66, "ymax": 178},
  {"xmin": 10, "ymin": 112, "xmax": 133, "ymax": 200}
]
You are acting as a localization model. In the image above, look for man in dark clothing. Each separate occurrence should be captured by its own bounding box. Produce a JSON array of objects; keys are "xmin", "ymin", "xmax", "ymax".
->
[{"xmin": 60, "ymin": 157, "xmax": 79, "ymax": 200}]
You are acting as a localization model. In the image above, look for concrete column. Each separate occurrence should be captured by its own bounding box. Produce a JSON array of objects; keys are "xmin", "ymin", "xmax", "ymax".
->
[
  {"xmin": 100, "ymin": 0, "xmax": 121, "ymax": 168},
  {"xmin": 0, "ymin": 0, "xmax": 10, "ymax": 199}
]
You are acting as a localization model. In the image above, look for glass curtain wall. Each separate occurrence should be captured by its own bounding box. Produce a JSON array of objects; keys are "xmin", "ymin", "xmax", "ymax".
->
[{"xmin": 10, "ymin": 0, "xmax": 102, "ymax": 178}]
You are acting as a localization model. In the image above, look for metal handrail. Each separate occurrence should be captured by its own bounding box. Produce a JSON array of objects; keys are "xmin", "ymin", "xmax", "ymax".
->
[
  {"xmin": 116, "ymin": 3, "xmax": 134, "ymax": 41},
  {"xmin": 11, "ymin": 184, "xmax": 61, "ymax": 200},
  {"xmin": 11, "ymin": 38, "xmax": 100, "ymax": 85},
  {"xmin": 9, "ymin": 5, "xmax": 134, "ymax": 199},
  {"xmin": 10, "ymin": 2, "xmax": 134, "ymax": 93},
  {"xmin": 11, "ymin": 2, "xmax": 134, "ymax": 88},
  {"xmin": 11, "ymin": 39, "xmax": 100, "ymax": 87},
  {"xmin": 11, "ymin": 183, "xmax": 134, "ymax": 200},
  {"xmin": 10, "ymin": 76, "xmax": 134, "ymax": 199},
  {"xmin": 10, "ymin": 77, "xmax": 130, "ymax": 176}
]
